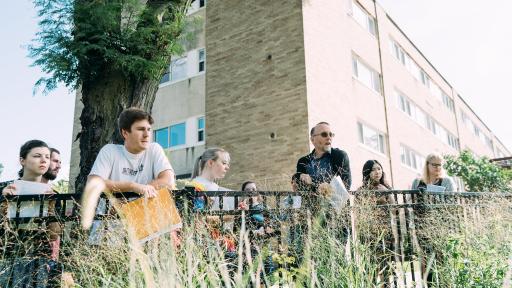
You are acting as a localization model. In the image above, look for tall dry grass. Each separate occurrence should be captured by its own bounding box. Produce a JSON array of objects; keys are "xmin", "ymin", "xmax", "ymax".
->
[{"xmin": 2, "ymin": 190, "xmax": 511, "ymax": 287}]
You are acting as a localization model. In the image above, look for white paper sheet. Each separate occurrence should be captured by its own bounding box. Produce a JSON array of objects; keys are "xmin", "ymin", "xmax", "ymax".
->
[
  {"xmin": 7, "ymin": 180, "xmax": 51, "ymax": 218},
  {"xmin": 426, "ymin": 184, "xmax": 446, "ymax": 193}
]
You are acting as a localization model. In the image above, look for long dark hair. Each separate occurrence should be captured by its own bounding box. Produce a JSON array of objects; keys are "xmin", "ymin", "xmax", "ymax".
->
[
  {"xmin": 362, "ymin": 160, "xmax": 391, "ymax": 189},
  {"xmin": 18, "ymin": 139, "xmax": 49, "ymax": 178},
  {"xmin": 241, "ymin": 181, "xmax": 255, "ymax": 191}
]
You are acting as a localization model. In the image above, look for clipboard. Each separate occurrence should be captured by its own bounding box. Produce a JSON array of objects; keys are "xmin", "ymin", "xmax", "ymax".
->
[{"xmin": 116, "ymin": 188, "xmax": 182, "ymax": 243}]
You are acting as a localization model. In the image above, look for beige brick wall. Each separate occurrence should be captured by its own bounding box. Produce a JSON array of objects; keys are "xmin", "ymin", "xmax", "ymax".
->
[{"xmin": 205, "ymin": 0, "xmax": 310, "ymax": 189}]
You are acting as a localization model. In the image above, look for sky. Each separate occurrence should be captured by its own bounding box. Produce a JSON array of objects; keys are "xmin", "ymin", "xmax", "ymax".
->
[
  {"xmin": 0, "ymin": 1, "xmax": 511, "ymax": 182},
  {"xmin": 0, "ymin": 1, "xmax": 75, "ymax": 182},
  {"xmin": 377, "ymin": 0, "xmax": 512, "ymax": 152}
]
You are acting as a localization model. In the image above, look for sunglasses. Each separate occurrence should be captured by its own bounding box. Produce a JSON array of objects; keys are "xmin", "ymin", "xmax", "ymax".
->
[
  {"xmin": 429, "ymin": 163, "xmax": 442, "ymax": 168},
  {"xmin": 313, "ymin": 132, "xmax": 335, "ymax": 138}
]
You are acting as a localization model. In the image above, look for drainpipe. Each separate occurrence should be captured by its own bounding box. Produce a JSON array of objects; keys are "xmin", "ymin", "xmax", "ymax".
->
[{"xmin": 373, "ymin": 1, "xmax": 395, "ymax": 186}]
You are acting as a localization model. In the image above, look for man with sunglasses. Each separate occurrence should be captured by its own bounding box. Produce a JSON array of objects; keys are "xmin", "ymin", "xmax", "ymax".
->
[{"xmin": 292, "ymin": 122, "xmax": 351, "ymax": 192}]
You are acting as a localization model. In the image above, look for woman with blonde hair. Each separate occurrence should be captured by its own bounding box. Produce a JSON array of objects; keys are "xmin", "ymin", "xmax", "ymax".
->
[
  {"xmin": 191, "ymin": 147, "xmax": 233, "ymax": 210},
  {"xmin": 411, "ymin": 153, "xmax": 455, "ymax": 285},
  {"xmin": 411, "ymin": 153, "xmax": 455, "ymax": 192}
]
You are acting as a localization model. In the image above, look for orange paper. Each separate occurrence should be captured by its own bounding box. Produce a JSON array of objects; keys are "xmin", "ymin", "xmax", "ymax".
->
[{"xmin": 117, "ymin": 188, "xmax": 182, "ymax": 243}]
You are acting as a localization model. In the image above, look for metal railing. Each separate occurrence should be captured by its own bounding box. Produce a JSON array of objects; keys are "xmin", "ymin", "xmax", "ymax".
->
[{"xmin": 1, "ymin": 189, "xmax": 511, "ymax": 287}]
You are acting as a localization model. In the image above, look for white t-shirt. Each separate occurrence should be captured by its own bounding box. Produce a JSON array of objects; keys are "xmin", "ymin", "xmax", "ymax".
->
[
  {"xmin": 89, "ymin": 143, "xmax": 173, "ymax": 184},
  {"xmin": 193, "ymin": 176, "xmax": 234, "ymax": 210},
  {"xmin": 88, "ymin": 143, "xmax": 174, "ymax": 245}
]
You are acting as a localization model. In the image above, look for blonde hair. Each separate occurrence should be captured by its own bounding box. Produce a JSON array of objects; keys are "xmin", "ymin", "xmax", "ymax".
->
[
  {"xmin": 191, "ymin": 148, "xmax": 229, "ymax": 178},
  {"xmin": 422, "ymin": 153, "xmax": 444, "ymax": 184}
]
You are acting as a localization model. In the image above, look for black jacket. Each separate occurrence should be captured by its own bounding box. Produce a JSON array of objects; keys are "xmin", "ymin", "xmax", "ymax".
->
[{"xmin": 292, "ymin": 148, "xmax": 351, "ymax": 191}]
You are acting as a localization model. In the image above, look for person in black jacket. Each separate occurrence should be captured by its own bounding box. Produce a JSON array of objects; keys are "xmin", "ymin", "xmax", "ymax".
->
[{"xmin": 292, "ymin": 122, "xmax": 351, "ymax": 192}]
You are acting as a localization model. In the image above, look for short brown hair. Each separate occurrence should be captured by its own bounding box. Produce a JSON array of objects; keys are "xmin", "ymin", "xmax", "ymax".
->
[{"xmin": 118, "ymin": 107, "xmax": 154, "ymax": 133}]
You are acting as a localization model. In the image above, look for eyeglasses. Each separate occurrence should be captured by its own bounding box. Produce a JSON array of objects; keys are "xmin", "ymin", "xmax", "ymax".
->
[
  {"xmin": 313, "ymin": 132, "xmax": 335, "ymax": 138},
  {"xmin": 429, "ymin": 163, "xmax": 442, "ymax": 168}
]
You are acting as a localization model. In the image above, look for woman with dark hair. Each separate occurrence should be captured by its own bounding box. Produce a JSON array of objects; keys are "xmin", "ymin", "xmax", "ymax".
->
[
  {"xmin": 2, "ymin": 139, "xmax": 51, "ymax": 195},
  {"xmin": 357, "ymin": 160, "xmax": 395, "ymax": 287},
  {"xmin": 1, "ymin": 139, "xmax": 55, "ymax": 221},
  {"xmin": 359, "ymin": 159, "xmax": 392, "ymax": 191},
  {"xmin": 0, "ymin": 140, "xmax": 65, "ymax": 286}
]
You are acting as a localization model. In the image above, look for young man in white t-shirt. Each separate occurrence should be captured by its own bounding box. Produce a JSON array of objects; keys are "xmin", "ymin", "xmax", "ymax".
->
[
  {"xmin": 87, "ymin": 107, "xmax": 175, "ymax": 196},
  {"xmin": 84, "ymin": 108, "xmax": 178, "ymax": 244}
]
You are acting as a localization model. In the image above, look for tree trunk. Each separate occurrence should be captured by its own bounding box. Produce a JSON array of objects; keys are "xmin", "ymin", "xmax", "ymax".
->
[{"xmin": 74, "ymin": 67, "xmax": 162, "ymax": 194}]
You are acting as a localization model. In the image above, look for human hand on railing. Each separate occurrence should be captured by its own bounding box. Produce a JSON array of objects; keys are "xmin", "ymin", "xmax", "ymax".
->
[
  {"xmin": 133, "ymin": 183, "xmax": 157, "ymax": 198},
  {"xmin": 2, "ymin": 184, "xmax": 17, "ymax": 195},
  {"xmin": 238, "ymin": 200, "xmax": 249, "ymax": 210}
]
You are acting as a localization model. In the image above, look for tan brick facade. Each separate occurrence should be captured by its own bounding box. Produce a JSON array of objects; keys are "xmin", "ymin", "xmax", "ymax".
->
[{"xmin": 205, "ymin": 0, "xmax": 310, "ymax": 189}]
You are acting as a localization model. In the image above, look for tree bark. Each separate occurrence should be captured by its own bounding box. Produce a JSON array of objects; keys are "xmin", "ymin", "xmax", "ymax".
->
[{"xmin": 74, "ymin": 67, "xmax": 162, "ymax": 194}]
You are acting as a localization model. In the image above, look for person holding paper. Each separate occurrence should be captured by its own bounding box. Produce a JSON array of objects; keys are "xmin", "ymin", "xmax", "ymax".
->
[
  {"xmin": 87, "ymin": 107, "xmax": 176, "ymax": 196},
  {"xmin": 292, "ymin": 122, "xmax": 351, "ymax": 193},
  {"xmin": 410, "ymin": 153, "xmax": 454, "ymax": 284},
  {"xmin": 411, "ymin": 153, "xmax": 454, "ymax": 192},
  {"xmin": 1, "ymin": 139, "xmax": 52, "ymax": 196},
  {"xmin": 0, "ymin": 140, "xmax": 66, "ymax": 285},
  {"xmin": 290, "ymin": 122, "xmax": 351, "ymax": 264},
  {"xmin": 83, "ymin": 107, "xmax": 178, "ymax": 245}
]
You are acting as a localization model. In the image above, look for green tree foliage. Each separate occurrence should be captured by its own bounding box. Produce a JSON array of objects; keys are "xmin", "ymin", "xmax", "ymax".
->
[
  {"xmin": 444, "ymin": 150, "xmax": 511, "ymax": 192},
  {"xmin": 29, "ymin": 0, "xmax": 189, "ymax": 192},
  {"xmin": 29, "ymin": 0, "xmax": 188, "ymax": 93},
  {"xmin": 0, "ymin": 163, "xmax": 3, "ymax": 177}
]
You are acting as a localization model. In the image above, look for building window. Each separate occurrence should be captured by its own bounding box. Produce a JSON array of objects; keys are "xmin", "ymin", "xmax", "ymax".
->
[
  {"xmin": 352, "ymin": 55, "xmax": 381, "ymax": 94},
  {"xmin": 160, "ymin": 67, "xmax": 170, "ymax": 84},
  {"xmin": 170, "ymin": 122, "xmax": 186, "ymax": 147},
  {"xmin": 188, "ymin": 0, "xmax": 206, "ymax": 14},
  {"xmin": 390, "ymin": 39, "xmax": 421, "ymax": 80},
  {"xmin": 391, "ymin": 41, "xmax": 406, "ymax": 65},
  {"xmin": 426, "ymin": 116, "xmax": 437, "ymax": 135},
  {"xmin": 170, "ymin": 57, "xmax": 187, "ymax": 82},
  {"xmin": 197, "ymin": 117, "xmax": 205, "ymax": 142},
  {"xmin": 397, "ymin": 92, "xmax": 410, "ymax": 115},
  {"xmin": 473, "ymin": 126, "xmax": 480, "ymax": 137},
  {"xmin": 485, "ymin": 136, "xmax": 493, "ymax": 150},
  {"xmin": 198, "ymin": 49, "xmax": 205, "ymax": 72},
  {"xmin": 155, "ymin": 127, "xmax": 169, "ymax": 149},
  {"xmin": 351, "ymin": 1, "xmax": 376, "ymax": 36},
  {"xmin": 358, "ymin": 122, "xmax": 386, "ymax": 154},
  {"xmin": 460, "ymin": 110, "xmax": 469, "ymax": 126},
  {"xmin": 396, "ymin": 90, "xmax": 427, "ymax": 127},
  {"xmin": 442, "ymin": 93, "xmax": 455, "ymax": 113},
  {"xmin": 420, "ymin": 70, "xmax": 430, "ymax": 88},
  {"xmin": 447, "ymin": 134, "xmax": 460, "ymax": 150},
  {"xmin": 159, "ymin": 56, "xmax": 188, "ymax": 84},
  {"xmin": 400, "ymin": 144, "xmax": 424, "ymax": 171}
]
